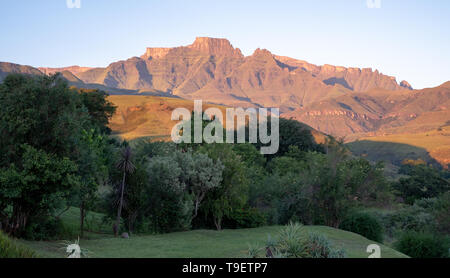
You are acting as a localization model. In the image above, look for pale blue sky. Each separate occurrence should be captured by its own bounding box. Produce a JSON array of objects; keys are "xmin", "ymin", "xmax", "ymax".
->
[{"xmin": 0, "ymin": 0, "xmax": 449, "ymax": 88}]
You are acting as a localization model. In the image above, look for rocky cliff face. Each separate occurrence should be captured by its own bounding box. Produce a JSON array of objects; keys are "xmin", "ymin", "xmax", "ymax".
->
[
  {"xmin": 63, "ymin": 37, "xmax": 414, "ymax": 113},
  {"xmin": 187, "ymin": 37, "xmax": 243, "ymax": 58},
  {"xmin": 141, "ymin": 48, "xmax": 172, "ymax": 59},
  {"xmin": 45, "ymin": 38, "xmax": 411, "ymax": 106},
  {"xmin": 283, "ymin": 85, "xmax": 450, "ymax": 139},
  {"xmin": 275, "ymin": 55, "xmax": 407, "ymax": 92}
]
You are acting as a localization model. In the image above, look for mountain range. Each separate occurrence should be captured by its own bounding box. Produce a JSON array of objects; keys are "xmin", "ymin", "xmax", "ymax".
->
[{"xmin": 1, "ymin": 37, "xmax": 449, "ymax": 158}]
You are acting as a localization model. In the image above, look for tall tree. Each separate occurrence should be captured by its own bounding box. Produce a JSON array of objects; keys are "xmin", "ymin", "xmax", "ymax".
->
[
  {"xmin": 198, "ymin": 144, "xmax": 249, "ymax": 230},
  {"xmin": 0, "ymin": 74, "xmax": 89, "ymax": 236}
]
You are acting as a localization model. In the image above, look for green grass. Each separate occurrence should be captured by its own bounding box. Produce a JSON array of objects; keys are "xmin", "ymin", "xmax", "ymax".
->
[
  {"xmin": 56, "ymin": 206, "xmax": 113, "ymax": 240},
  {"xmin": 19, "ymin": 208, "xmax": 408, "ymax": 258}
]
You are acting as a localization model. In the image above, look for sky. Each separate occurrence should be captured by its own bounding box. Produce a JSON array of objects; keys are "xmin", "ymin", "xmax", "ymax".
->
[{"xmin": 0, "ymin": 0, "xmax": 449, "ymax": 89}]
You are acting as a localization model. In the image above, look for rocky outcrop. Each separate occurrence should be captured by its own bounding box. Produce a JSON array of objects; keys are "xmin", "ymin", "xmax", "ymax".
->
[
  {"xmin": 400, "ymin": 80, "xmax": 413, "ymax": 90},
  {"xmin": 187, "ymin": 37, "xmax": 243, "ymax": 58},
  {"xmin": 141, "ymin": 47, "xmax": 172, "ymax": 59}
]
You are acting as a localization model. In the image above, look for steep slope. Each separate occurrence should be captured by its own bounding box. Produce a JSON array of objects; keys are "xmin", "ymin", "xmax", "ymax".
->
[
  {"xmin": 283, "ymin": 83, "xmax": 450, "ymax": 139},
  {"xmin": 108, "ymin": 95, "xmax": 229, "ymax": 140},
  {"xmin": 274, "ymin": 55, "xmax": 408, "ymax": 92}
]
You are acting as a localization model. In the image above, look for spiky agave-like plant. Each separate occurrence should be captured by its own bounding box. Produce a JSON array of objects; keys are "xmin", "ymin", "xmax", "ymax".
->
[{"xmin": 114, "ymin": 146, "xmax": 136, "ymax": 237}]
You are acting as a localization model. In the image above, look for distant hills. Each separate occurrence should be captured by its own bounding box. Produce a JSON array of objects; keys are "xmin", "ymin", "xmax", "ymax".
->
[{"xmin": 1, "ymin": 37, "xmax": 449, "ymax": 166}]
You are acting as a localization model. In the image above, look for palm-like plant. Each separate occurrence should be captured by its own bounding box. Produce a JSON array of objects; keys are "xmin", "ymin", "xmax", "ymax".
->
[{"xmin": 114, "ymin": 146, "xmax": 136, "ymax": 237}]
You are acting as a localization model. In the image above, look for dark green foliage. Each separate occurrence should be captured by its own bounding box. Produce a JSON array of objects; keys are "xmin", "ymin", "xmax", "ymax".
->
[
  {"xmin": 368, "ymin": 206, "xmax": 438, "ymax": 242},
  {"xmin": 197, "ymin": 144, "xmax": 249, "ymax": 230},
  {"xmin": 223, "ymin": 208, "xmax": 267, "ymax": 229},
  {"xmin": 21, "ymin": 216, "xmax": 65, "ymax": 241},
  {"xmin": 0, "ymin": 74, "xmax": 90, "ymax": 165},
  {"xmin": 146, "ymin": 155, "xmax": 193, "ymax": 233},
  {"xmin": 241, "ymin": 117, "xmax": 323, "ymax": 159},
  {"xmin": 77, "ymin": 88, "xmax": 116, "ymax": 134},
  {"xmin": 251, "ymin": 145, "xmax": 391, "ymax": 227},
  {"xmin": 0, "ymin": 145, "xmax": 78, "ymax": 236},
  {"xmin": 273, "ymin": 118, "xmax": 324, "ymax": 158},
  {"xmin": 433, "ymin": 192, "xmax": 450, "ymax": 234},
  {"xmin": 0, "ymin": 231, "xmax": 36, "ymax": 258},
  {"xmin": 339, "ymin": 212, "xmax": 383, "ymax": 242},
  {"xmin": 395, "ymin": 164, "xmax": 449, "ymax": 204},
  {"xmin": 395, "ymin": 231, "xmax": 449, "ymax": 258},
  {"xmin": 0, "ymin": 73, "xmax": 117, "ymax": 237},
  {"xmin": 233, "ymin": 143, "xmax": 266, "ymax": 168},
  {"xmin": 133, "ymin": 140, "xmax": 177, "ymax": 163}
]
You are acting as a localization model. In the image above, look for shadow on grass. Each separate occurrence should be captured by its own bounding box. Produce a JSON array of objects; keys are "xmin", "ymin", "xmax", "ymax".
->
[{"xmin": 347, "ymin": 140, "xmax": 442, "ymax": 169}]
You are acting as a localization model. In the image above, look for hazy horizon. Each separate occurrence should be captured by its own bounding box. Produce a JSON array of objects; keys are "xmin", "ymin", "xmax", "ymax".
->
[{"xmin": 1, "ymin": 0, "xmax": 449, "ymax": 89}]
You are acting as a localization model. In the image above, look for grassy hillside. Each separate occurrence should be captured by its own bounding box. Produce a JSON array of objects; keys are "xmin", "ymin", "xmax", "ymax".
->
[
  {"xmin": 21, "ymin": 226, "xmax": 407, "ymax": 259},
  {"xmin": 108, "ymin": 95, "xmax": 229, "ymax": 141},
  {"xmin": 108, "ymin": 95, "xmax": 329, "ymax": 145},
  {"xmin": 348, "ymin": 126, "xmax": 450, "ymax": 168},
  {"xmin": 19, "ymin": 208, "xmax": 407, "ymax": 258}
]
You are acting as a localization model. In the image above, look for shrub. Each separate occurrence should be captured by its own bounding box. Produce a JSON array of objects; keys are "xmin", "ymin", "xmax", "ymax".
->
[
  {"xmin": 433, "ymin": 192, "xmax": 450, "ymax": 234},
  {"xmin": 340, "ymin": 212, "xmax": 383, "ymax": 242},
  {"xmin": 367, "ymin": 204, "xmax": 439, "ymax": 241},
  {"xmin": 223, "ymin": 208, "xmax": 267, "ymax": 229},
  {"xmin": 301, "ymin": 233, "xmax": 346, "ymax": 258},
  {"xmin": 0, "ymin": 231, "xmax": 36, "ymax": 258},
  {"xmin": 394, "ymin": 231, "xmax": 449, "ymax": 258},
  {"xmin": 248, "ymin": 223, "xmax": 346, "ymax": 258}
]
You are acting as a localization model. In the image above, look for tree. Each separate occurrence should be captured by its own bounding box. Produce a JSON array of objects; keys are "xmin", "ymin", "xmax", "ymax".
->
[
  {"xmin": 77, "ymin": 88, "xmax": 117, "ymax": 134},
  {"xmin": 253, "ymin": 142, "xmax": 391, "ymax": 227},
  {"xmin": 0, "ymin": 145, "xmax": 78, "ymax": 236},
  {"xmin": 0, "ymin": 74, "xmax": 90, "ymax": 167},
  {"xmin": 0, "ymin": 74, "xmax": 92, "ymax": 236},
  {"xmin": 233, "ymin": 143, "xmax": 266, "ymax": 168},
  {"xmin": 198, "ymin": 144, "xmax": 249, "ymax": 230},
  {"xmin": 74, "ymin": 129, "xmax": 110, "ymax": 237},
  {"xmin": 177, "ymin": 152, "xmax": 224, "ymax": 218},
  {"xmin": 114, "ymin": 146, "xmax": 136, "ymax": 236},
  {"xmin": 146, "ymin": 155, "xmax": 193, "ymax": 233},
  {"xmin": 108, "ymin": 161, "xmax": 148, "ymax": 234},
  {"xmin": 253, "ymin": 118, "xmax": 324, "ymax": 159},
  {"xmin": 395, "ymin": 165, "xmax": 449, "ymax": 204}
]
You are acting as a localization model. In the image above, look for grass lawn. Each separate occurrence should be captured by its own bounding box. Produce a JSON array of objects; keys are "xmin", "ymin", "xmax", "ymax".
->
[{"xmin": 20, "ymin": 208, "xmax": 408, "ymax": 258}]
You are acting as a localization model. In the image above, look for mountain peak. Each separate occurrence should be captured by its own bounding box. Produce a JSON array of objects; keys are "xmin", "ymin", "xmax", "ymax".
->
[
  {"xmin": 252, "ymin": 48, "xmax": 273, "ymax": 57},
  {"xmin": 142, "ymin": 47, "xmax": 172, "ymax": 59},
  {"xmin": 188, "ymin": 37, "xmax": 243, "ymax": 57},
  {"xmin": 400, "ymin": 80, "xmax": 413, "ymax": 90}
]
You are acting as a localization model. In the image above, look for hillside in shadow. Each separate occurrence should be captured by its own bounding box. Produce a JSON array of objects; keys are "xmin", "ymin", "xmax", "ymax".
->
[{"xmin": 347, "ymin": 140, "xmax": 442, "ymax": 169}]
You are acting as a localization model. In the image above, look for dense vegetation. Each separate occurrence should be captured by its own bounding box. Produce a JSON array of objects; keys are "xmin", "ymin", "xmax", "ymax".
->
[{"xmin": 0, "ymin": 73, "xmax": 448, "ymax": 258}]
